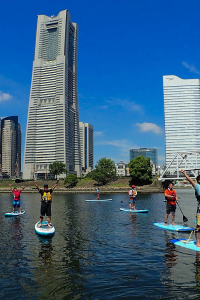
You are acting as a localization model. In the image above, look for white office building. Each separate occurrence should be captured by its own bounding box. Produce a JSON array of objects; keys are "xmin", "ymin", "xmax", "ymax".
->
[
  {"xmin": 163, "ymin": 75, "xmax": 200, "ymax": 172},
  {"xmin": 23, "ymin": 10, "xmax": 82, "ymax": 179},
  {"xmin": 79, "ymin": 122, "xmax": 93, "ymax": 174}
]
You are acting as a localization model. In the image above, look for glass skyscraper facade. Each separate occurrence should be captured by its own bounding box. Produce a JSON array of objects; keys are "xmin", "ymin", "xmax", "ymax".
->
[
  {"xmin": 0, "ymin": 116, "xmax": 21, "ymax": 178},
  {"xmin": 23, "ymin": 10, "xmax": 82, "ymax": 179},
  {"xmin": 130, "ymin": 148, "xmax": 158, "ymax": 165},
  {"xmin": 163, "ymin": 75, "xmax": 200, "ymax": 171},
  {"xmin": 79, "ymin": 122, "xmax": 93, "ymax": 173}
]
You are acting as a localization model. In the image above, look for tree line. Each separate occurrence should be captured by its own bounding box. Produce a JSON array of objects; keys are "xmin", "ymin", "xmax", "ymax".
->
[{"xmin": 48, "ymin": 155, "xmax": 152, "ymax": 187}]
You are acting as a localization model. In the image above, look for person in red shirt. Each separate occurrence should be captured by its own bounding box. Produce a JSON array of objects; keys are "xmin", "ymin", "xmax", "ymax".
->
[
  {"xmin": 164, "ymin": 182, "xmax": 178, "ymax": 225},
  {"xmin": 9, "ymin": 184, "xmax": 25, "ymax": 213}
]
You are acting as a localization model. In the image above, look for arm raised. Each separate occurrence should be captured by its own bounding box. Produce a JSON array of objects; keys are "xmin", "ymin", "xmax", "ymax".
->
[
  {"xmin": 52, "ymin": 178, "xmax": 59, "ymax": 191},
  {"xmin": 181, "ymin": 169, "xmax": 196, "ymax": 188}
]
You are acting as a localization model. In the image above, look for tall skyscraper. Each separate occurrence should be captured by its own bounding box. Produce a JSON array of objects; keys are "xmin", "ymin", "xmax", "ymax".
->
[
  {"xmin": 130, "ymin": 148, "xmax": 158, "ymax": 165},
  {"xmin": 0, "ymin": 116, "xmax": 21, "ymax": 178},
  {"xmin": 23, "ymin": 10, "xmax": 82, "ymax": 179},
  {"xmin": 79, "ymin": 122, "xmax": 93, "ymax": 173},
  {"xmin": 163, "ymin": 75, "xmax": 200, "ymax": 171}
]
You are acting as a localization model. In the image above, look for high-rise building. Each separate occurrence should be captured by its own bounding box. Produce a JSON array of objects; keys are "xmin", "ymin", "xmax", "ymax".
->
[
  {"xmin": 79, "ymin": 122, "xmax": 93, "ymax": 173},
  {"xmin": 163, "ymin": 75, "xmax": 200, "ymax": 171},
  {"xmin": 0, "ymin": 116, "xmax": 21, "ymax": 178},
  {"xmin": 130, "ymin": 148, "xmax": 158, "ymax": 165},
  {"xmin": 23, "ymin": 10, "xmax": 82, "ymax": 179}
]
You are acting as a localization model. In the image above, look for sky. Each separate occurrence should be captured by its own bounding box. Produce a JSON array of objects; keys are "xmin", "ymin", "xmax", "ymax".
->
[{"xmin": 1, "ymin": 0, "xmax": 200, "ymax": 169}]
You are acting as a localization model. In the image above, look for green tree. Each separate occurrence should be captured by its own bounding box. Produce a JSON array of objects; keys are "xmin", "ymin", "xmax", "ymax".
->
[
  {"xmin": 91, "ymin": 157, "xmax": 116, "ymax": 185},
  {"xmin": 128, "ymin": 156, "xmax": 152, "ymax": 185},
  {"xmin": 49, "ymin": 161, "xmax": 67, "ymax": 179},
  {"xmin": 64, "ymin": 174, "xmax": 78, "ymax": 187}
]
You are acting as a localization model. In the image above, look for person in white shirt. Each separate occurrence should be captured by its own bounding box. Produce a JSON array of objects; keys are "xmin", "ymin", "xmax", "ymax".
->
[{"xmin": 128, "ymin": 185, "xmax": 137, "ymax": 210}]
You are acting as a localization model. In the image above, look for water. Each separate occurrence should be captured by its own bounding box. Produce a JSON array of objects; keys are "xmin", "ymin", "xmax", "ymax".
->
[{"xmin": 0, "ymin": 189, "xmax": 200, "ymax": 299}]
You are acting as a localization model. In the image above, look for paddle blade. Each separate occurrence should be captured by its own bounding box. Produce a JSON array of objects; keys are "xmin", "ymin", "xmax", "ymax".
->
[{"xmin": 183, "ymin": 215, "xmax": 188, "ymax": 222}]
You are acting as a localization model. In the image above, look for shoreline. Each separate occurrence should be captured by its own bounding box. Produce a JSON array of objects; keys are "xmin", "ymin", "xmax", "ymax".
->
[{"xmin": 0, "ymin": 187, "xmax": 164, "ymax": 194}]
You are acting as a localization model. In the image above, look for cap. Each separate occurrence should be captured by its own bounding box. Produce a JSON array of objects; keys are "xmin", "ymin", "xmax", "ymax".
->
[
  {"xmin": 132, "ymin": 185, "xmax": 135, "ymax": 188},
  {"xmin": 44, "ymin": 184, "xmax": 48, "ymax": 188}
]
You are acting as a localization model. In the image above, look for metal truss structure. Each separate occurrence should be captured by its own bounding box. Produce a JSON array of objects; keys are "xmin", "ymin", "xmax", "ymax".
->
[{"xmin": 159, "ymin": 151, "xmax": 200, "ymax": 181}]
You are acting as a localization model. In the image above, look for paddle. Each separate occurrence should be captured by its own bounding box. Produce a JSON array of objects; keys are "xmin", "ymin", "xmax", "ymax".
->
[
  {"xmin": 121, "ymin": 195, "xmax": 128, "ymax": 203},
  {"xmin": 177, "ymin": 198, "xmax": 188, "ymax": 222}
]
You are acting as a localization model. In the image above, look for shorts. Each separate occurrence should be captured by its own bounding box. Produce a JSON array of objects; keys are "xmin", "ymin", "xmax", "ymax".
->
[
  {"xmin": 129, "ymin": 198, "xmax": 136, "ymax": 204},
  {"xmin": 40, "ymin": 201, "xmax": 51, "ymax": 217},
  {"xmin": 166, "ymin": 204, "xmax": 176, "ymax": 214},
  {"xmin": 13, "ymin": 200, "xmax": 20, "ymax": 208}
]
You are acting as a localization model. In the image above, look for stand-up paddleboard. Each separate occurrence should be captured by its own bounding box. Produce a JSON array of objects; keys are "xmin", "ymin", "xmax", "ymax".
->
[
  {"xmin": 5, "ymin": 210, "xmax": 25, "ymax": 217},
  {"xmin": 120, "ymin": 208, "xmax": 148, "ymax": 213},
  {"xmin": 35, "ymin": 221, "xmax": 55, "ymax": 237},
  {"xmin": 85, "ymin": 199, "xmax": 112, "ymax": 202},
  {"xmin": 154, "ymin": 222, "xmax": 194, "ymax": 232},
  {"xmin": 171, "ymin": 239, "xmax": 200, "ymax": 251}
]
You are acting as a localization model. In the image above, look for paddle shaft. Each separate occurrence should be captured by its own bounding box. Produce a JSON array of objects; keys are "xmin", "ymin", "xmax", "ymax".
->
[
  {"xmin": 121, "ymin": 195, "xmax": 129, "ymax": 203},
  {"xmin": 177, "ymin": 198, "xmax": 188, "ymax": 221}
]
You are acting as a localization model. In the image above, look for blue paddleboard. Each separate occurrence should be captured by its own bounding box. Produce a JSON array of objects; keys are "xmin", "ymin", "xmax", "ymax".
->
[
  {"xmin": 85, "ymin": 199, "xmax": 112, "ymax": 202},
  {"xmin": 5, "ymin": 210, "xmax": 25, "ymax": 217},
  {"xmin": 154, "ymin": 222, "xmax": 194, "ymax": 232},
  {"xmin": 171, "ymin": 239, "xmax": 200, "ymax": 251},
  {"xmin": 35, "ymin": 221, "xmax": 55, "ymax": 237},
  {"xmin": 120, "ymin": 208, "xmax": 148, "ymax": 213}
]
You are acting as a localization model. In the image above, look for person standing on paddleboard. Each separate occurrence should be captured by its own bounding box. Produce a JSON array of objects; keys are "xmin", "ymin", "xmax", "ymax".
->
[
  {"xmin": 96, "ymin": 187, "xmax": 100, "ymax": 200},
  {"xmin": 34, "ymin": 179, "xmax": 59, "ymax": 228},
  {"xmin": 9, "ymin": 184, "xmax": 25, "ymax": 213},
  {"xmin": 128, "ymin": 185, "xmax": 137, "ymax": 210},
  {"xmin": 164, "ymin": 182, "xmax": 178, "ymax": 226},
  {"xmin": 181, "ymin": 169, "xmax": 200, "ymax": 247}
]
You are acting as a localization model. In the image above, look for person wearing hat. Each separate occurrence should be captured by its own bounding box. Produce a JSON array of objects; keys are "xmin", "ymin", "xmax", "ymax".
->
[
  {"xmin": 34, "ymin": 179, "xmax": 59, "ymax": 227},
  {"xmin": 9, "ymin": 184, "xmax": 25, "ymax": 213},
  {"xmin": 128, "ymin": 185, "xmax": 137, "ymax": 210}
]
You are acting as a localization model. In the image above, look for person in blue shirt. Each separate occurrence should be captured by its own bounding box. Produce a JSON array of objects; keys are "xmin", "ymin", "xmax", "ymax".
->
[
  {"xmin": 181, "ymin": 169, "xmax": 200, "ymax": 247},
  {"xmin": 96, "ymin": 187, "xmax": 100, "ymax": 200}
]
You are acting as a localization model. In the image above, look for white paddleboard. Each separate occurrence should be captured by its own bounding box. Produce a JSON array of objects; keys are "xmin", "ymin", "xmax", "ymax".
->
[
  {"xmin": 154, "ymin": 222, "xmax": 194, "ymax": 232},
  {"xmin": 35, "ymin": 221, "xmax": 55, "ymax": 237},
  {"xmin": 171, "ymin": 239, "xmax": 200, "ymax": 251},
  {"xmin": 85, "ymin": 199, "xmax": 112, "ymax": 202},
  {"xmin": 5, "ymin": 210, "xmax": 25, "ymax": 217},
  {"xmin": 120, "ymin": 208, "xmax": 148, "ymax": 213}
]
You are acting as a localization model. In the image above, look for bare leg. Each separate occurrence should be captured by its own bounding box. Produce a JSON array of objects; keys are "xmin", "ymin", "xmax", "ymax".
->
[
  {"xmin": 38, "ymin": 216, "xmax": 43, "ymax": 227},
  {"xmin": 19, "ymin": 206, "xmax": 21, "ymax": 213},
  {"xmin": 47, "ymin": 216, "xmax": 52, "ymax": 227},
  {"xmin": 171, "ymin": 212, "xmax": 175, "ymax": 225},
  {"xmin": 164, "ymin": 213, "xmax": 169, "ymax": 225},
  {"xmin": 196, "ymin": 228, "xmax": 200, "ymax": 247},
  {"xmin": 13, "ymin": 206, "xmax": 15, "ymax": 212}
]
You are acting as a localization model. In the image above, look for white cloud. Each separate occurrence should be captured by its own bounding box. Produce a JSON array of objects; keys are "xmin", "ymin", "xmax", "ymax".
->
[
  {"xmin": 182, "ymin": 61, "xmax": 200, "ymax": 75},
  {"xmin": 136, "ymin": 122, "xmax": 162, "ymax": 134},
  {"xmin": 0, "ymin": 91, "xmax": 12, "ymax": 102},
  {"xmin": 106, "ymin": 97, "xmax": 143, "ymax": 113},
  {"xmin": 94, "ymin": 131, "xmax": 104, "ymax": 137}
]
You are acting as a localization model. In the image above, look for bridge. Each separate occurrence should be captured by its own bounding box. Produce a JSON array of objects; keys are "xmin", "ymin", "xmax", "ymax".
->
[{"xmin": 158, "ymin": 151, "xmax": 200, "ymax": 181}]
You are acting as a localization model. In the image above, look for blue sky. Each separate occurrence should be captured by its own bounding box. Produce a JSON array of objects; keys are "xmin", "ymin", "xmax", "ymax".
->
[{"xmin": 1, "ymin": 0, "xmax": 200, "ymax": 168}]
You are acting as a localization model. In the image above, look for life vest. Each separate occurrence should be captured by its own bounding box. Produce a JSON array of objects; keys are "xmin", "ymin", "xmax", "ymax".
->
[
  {"xmin": 42, "ymin": 192, "xmax": 52, "ymax": 202},
  {"xmin": 165, "ymin": 188, "xmax": 176, "ymax": 201},
  {"xmin": 13, "ymin": 190, "xmax": 21, "ymax": 201},
  {"xmin": 129, "ymin": 189, "xmax": 136, "ymax": 197}
]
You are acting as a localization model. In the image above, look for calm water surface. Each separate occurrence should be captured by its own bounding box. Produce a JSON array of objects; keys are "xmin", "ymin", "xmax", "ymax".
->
[{"xmin": 0, "ymin": 189, "xmax": 200, "ymax": 299}]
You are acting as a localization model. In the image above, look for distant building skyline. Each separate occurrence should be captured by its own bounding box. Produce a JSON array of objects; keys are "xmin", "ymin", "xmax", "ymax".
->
[
  {"xmin": 163, "ymin": 75, "xmax": 200, "ymax": 171},
  {"xmin": 79, "ymin": 122, "xmax": 93, "ymax": 174},
  {"xmin": 0, "ymin": 116, "xmax": 21, "ymax": 178},
  {"xmin": 130, "ymin": 148, "xmax": 158, "ymax": 165},
  {"xmin": 23, "ymin": 9, "xmax": 82, "ymax": 179}
]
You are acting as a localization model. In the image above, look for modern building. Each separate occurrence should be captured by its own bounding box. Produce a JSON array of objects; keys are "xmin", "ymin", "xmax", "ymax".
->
[
  {"xmin": 0, "ymin": 116, "xmax": 21, "ymax": 178},
  {"xmin": 115, "ymin": 161, "xmax": 130, "ymax": 177},
  {"xmin": 130, "ymin": 148, "xmax": 158, "ymax": 165},
  {"xmin": 163, "ymin": 75, "xmax": 200, "ymax": 172},
  {"xmin": 79, "ymin": 122, "xmax": 93, "ymax": 174},
  {"xmin": 23, "ymin": 10, "xmax": 82, "ymax": 179}
]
